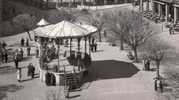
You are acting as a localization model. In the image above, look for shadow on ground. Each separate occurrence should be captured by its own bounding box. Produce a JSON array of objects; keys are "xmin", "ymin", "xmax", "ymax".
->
[
  {"xmin": 84, "ymin": 60, "xmax": 140, "ymax": 82},
  {"xmin": 0, "ymin": 84, "xmax": 24, "ymax": 100}
]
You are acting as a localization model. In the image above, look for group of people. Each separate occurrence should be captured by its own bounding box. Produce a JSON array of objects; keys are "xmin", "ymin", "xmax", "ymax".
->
[
  {"xmin": 154, "ymin": 78, "xmax": 163, "ymax": 92},
  {"xmin": 21, "ymin": 37, "xmax": 32, "ymax": 56},
  {"xmin": 143, "ymin": 58, "xmax": 151, "ymax": 71},
  {"xmin": 0, "ymin": 41, "xmax": 8, "ymax": 63},
  {"xmin": 21, "ymin": 37, "xmax": 30, "ymax": 47},
  {"xmin": 13, "ymin": 37, "xmax": 33, "ymax": 69}
]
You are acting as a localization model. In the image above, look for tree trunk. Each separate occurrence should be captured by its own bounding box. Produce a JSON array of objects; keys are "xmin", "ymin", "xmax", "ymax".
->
[
  {"xmin": 156, "ymin": 61, "xmax": 160, "ymax": 78},
  {"xmin": 61, "ymin": 0, "xmax": 63, "ymax": 6},
  {"xmin": 139, "ymin": 0, "xmax": 143, "ymax": 12},
  {"xmin": 27, "ymin": 31, "xmax": 32, "ymax": 41},
  {"xmin": 98, "ymin": 30, "xmax": 102, "ymax": 42},
  {"xmin": 133, "ymin": 47, "xmax": 138, "ymax": 62},
  {"xmin": 46, "ymin": 0, "xmax": 49, "ymax": 9},
  {"xmin": 120, "ymin": 35, "xmax": 124, "ymax": 50}
]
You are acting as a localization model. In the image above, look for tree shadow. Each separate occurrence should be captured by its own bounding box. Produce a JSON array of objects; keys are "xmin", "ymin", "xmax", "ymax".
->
[
  {"xmin": 84, "ymin": 60, "xmax": 140, "ymax": 82},
  {"xmin": 68, "ymin": 94, "xmax": 80, "ymax": 99},
  {"xmin": 0, "ymin": 84, "xmax": 24, "ymax": 100}
]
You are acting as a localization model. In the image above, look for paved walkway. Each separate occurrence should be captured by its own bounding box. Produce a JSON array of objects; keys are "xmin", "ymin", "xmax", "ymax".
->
[{"xmin": 78, "ymin": 43, "xmax": 157, "ymax": 100}]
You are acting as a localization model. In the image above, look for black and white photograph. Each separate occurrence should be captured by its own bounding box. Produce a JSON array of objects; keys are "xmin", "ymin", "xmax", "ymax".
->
[{"xmin": 0, "ymin": 0, "xmax": 179, "ymax": 100}]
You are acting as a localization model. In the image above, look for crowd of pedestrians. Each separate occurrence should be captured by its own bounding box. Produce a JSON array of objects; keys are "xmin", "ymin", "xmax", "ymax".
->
[{"xmin": 0, "ymin": 37, "xmax": 38, "ymax": 82}]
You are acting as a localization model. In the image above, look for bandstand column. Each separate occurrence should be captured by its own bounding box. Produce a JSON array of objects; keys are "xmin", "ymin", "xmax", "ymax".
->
[
  {"xmin": 146, "ymin": 0, "xmax": 149, "ymax": 11},
  {"xmin": 57, "ymin": 42, "xmax": 60, "ymax": 68},
  {"xmin": 152, "ymin": 0, "xmax": 155, "ymax": 14},
  {"xmin": 139, "ymin": 0, "xmax": 143, "ymax": 12},
  {"xmin": 114, "ymin": 0, "xmax": 118, "ymax": 4},
  {"xmin": 70, "ymin": 38, "xmax": 72, "ymax": 55},
  {"xmin": 88, "ymin": 36, "xmax": 91, "ymax": 56},
  {"xmin": 77, "ymin": 38, "xmax": 81, "ymax": 71},
  {"xmin": 174, "ymin": 6, "xmax": 178, "ymax": 24},
  {"xmin": 104, "ymin": 0, "xmax": 107, "ymax": 5},
  {"xmin": 165, "ymin": 4, "xmax": 169, "ymax": 22},
  {"xmin": 85, "ymin": 37, "xmax": 87, "ymax": 54},
  {"xmin": 158, "ymin": 4, "xmax": 161, "ymax": 16},
  {"xmin": 81, "ymin": 0, "xmax": 84, "ymax": 6},
  {"xmin": 77, "ymin": 38, "xmax": 81, "ymax": 53}
]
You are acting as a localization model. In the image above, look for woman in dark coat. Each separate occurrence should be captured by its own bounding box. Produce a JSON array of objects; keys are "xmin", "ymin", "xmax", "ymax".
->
[
  {"xmin": 27, "ymin": 63, "xmax": 33, "ymax": 77},
  {"xmin": 4, "ymin": 50, "xmax": 8, "ymax": 63},
  {"xmin": 14, "ymin": 55, "xmax": 19, "ymax": 69}
]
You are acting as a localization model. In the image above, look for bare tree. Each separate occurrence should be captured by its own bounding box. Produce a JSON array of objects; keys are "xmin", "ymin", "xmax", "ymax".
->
[
  {"xmin": 89, "ymin": 12, "xmax": 105, "ymax": 42},
  {"xmin": 13, "ymin": 14, "xmax": 37, "ymax": 41},
  {"xmin": 104, "ymin": 11, "xmax": 126, "ymax": 50},
  {"xmin": 119, "ymin": 11, "xmax": 154, "ymax": 62},
  {"xmin": 142, "ymin": 36, "xmax": 171, "ymax": 78},
  {"xmin": 47, "ymin": 9, "xmax": 76, "ymax": 24}
]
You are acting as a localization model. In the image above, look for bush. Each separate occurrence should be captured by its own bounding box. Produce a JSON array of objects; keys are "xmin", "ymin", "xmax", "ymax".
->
[{"xmin": 80, "ymin": 9, "xmax": 90, "ymax": 14}]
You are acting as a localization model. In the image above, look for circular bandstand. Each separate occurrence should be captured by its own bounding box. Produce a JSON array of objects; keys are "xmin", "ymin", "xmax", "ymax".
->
[{"xmin": 34, "ymin": 20, "xmax": 97, "ymax": 87}]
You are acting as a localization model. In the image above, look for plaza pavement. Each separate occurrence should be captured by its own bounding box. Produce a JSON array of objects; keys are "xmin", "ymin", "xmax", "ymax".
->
[{"xmin": 0, "ymin": 32, "xmax": 158, "ymax": 100}]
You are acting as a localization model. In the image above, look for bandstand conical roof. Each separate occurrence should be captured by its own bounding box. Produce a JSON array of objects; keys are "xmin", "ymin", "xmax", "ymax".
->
[
  {"xmin": 34, "ymin": 24, "xmax": 55, "ymax": 37},
  {"xmin": 37, "ymin": 18, "xmax": 50, "ymax": 26},
  {"xmin": 47, "ymin": 20, "xmax": 92, "ymax": 38},
  {"xmin": 35, "ymin": 20, "xmax": 97, "ymax": 38}
]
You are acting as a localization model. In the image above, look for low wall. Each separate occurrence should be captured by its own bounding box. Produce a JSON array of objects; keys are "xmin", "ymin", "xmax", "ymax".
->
[{"xmin": 39, "ymin": 66, "xmax": 84, "ymax": 86}]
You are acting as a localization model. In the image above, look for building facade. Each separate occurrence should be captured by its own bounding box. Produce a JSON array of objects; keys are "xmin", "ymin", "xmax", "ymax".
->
[
  {"xmin": 151, "ymin": 0, "xmax": 179, "ymax": 23},
  {"xmin": 9, "ymin": 0, "xmax": 133, "ymax": 9}
]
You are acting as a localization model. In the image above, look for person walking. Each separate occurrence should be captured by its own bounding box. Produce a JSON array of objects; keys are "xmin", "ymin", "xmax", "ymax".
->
[
  {"xmin": 20, "ymin": 48, "xmax": 24, "ymax": 59},
  {"xmin": 172, "ymin": 23, "xmax": 175, "ymax": 35},
  {"xmin": 26, "ymin": 38, "xmax": 29, "ymax": 47},
  {"xmin": 27, "ymin": 63, "xmax": 32, "ymax": 77},
  {"xmin": 159, "ymin": 80, "xmax": 163, "ymax": 92},
  {"xmin": 36, "ymin": 47, "xmax": 39, "ymax": 58},
  {"xmin": 17, "ymin": 68, "xmax": 22, "ymax": 82},
  {"xmin": 1, "ymin": 48, "xmax": 5, "ymax": 63},
  {"xmin": 94, "ymin": 42, "xmax": 97, "ymax": 52},
  {"xmin": 4, "ymin": 49, "xmax": 8, "ymax": 63},
  {"xmin": 2, "ymin": 41, "xmax": 7, "ymax": 49},
  {"xmin": 91, "ymin": 37, "xmax": 95, "ymax": 52},
  {"xmin": 21, "ymin": 38, "xmax": 25, "ymax": 47},
  {"xmin": 14, "ymin": 53, "xmax": 19, "ymax": 69},
  {"xmin": 169, "ymin": 26, "xmax": 172, "ymax": 35},
  {"xmin": 31, "ymin": 65, "xmax": 35, "ymax": 79},
  {"xmin": 27, "ymin": 47, "xmax": 31, "ymax": 56}
]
